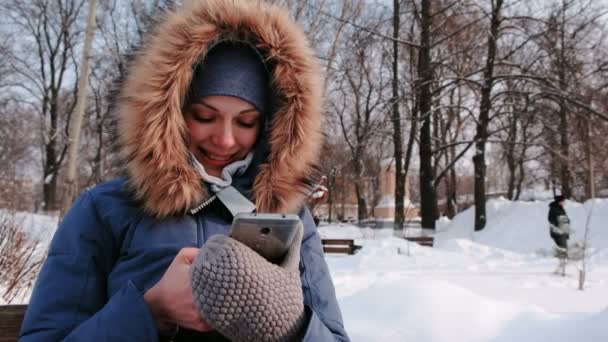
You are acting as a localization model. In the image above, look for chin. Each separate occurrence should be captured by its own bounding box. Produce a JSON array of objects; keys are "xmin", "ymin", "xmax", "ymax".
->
[{"xmin": 206, "ymin": 169, "xmax": 222, "ymax": 178}]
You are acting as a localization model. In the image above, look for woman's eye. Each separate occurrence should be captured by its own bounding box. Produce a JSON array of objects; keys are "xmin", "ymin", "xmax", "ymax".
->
[
  {"xmin": 238, "ymin": 121, "xmax": 258, "ymax": 128},
  {"xmin": 193, "ymin": 113, "xmax": 214, "ymax": 123}
]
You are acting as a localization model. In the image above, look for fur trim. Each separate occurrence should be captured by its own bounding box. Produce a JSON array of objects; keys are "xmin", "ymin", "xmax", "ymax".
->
[{"xmin": 115, "ymin": 0, "xmax": 323, "ymax": 218}]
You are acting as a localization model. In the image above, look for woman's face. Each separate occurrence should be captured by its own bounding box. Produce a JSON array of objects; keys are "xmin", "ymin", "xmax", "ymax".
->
[{"xmin": 185, "ymin": 95, "xmax": 261, "ymax": 177}]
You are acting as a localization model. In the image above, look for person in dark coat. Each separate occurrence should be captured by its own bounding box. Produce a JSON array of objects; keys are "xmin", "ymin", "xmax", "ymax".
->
[
  {"xmin": 19, "ymin": 1, "xmax": 349, "ymax": 341},
  {"xmin": 548, "ymin": 195, "xmax": 570, "ymax": 249},
  {"xmin": 548, "ymin": 195, "xmax": 570, "ymax": 274}
]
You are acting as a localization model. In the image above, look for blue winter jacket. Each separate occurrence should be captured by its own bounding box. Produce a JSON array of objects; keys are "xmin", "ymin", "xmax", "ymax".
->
[{"xmin": 20, "ymin": 178, "xmax": 348, "ymax": 341}]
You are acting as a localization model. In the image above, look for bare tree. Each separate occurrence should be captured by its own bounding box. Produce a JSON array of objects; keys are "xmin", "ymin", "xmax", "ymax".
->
[
  {"xmin": 0, "ymin": 213, "xmax": 43, "ymax": 303},
  {"xmin": 499, "ymin": 89, "xmax": 540, "ymax": 200},
  {"xmin": 333, "ymin": 26, "xmax": 389, "ymax": 221},
  {"xmin": 69, "ymin": 0, "xmax": 176, "ymax": 190},
  {"xmin": 0, "ymin": 39, "xmax": 12, "ymax": 89},
  {"xmin": 391, "ymin": 0, "xmax": 406, "ymax": 229},
  {"xmin": 62, "ymin": 0, "xmax": 98, "ymax": 214},
  {"xmin": 521, "ymin": 0, "xmax": 608, "ymax": 199},
  {"xmin": 471, "ymin": 0, "xmax": 504, "ymax": 230},
  {"xmin": 3, "ymin": 0, "xmax": 85, "ymax": 211},
  {"xmin": 416, "ymin": 0, "xmax": 439, "ymax": 229}
]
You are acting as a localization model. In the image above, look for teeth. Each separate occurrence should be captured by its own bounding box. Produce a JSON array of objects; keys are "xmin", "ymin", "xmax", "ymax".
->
[
  {"xmin": 201, "ymin": 149, "xmax": 231, "ymax": 161},
  {"xmin": 209, "ymin": 155, "xmax": 230, "ymax": 161}
]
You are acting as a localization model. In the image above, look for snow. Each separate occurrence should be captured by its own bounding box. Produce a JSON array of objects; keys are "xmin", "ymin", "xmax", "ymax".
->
[
  {"xmin": 0, "ymin": 209, "xmax": 59, "ymax": 244},
  {"xmin": 312, "ymin": 190, "xmax": 326, "ymax": 199},
  {"xmin": 374, "ymin": 195, "xmax": 412, "ymax": 209},
  {"xmin": 433, "ymin": 197, "xmax": 608, "ymax": 254},
  {"xmin": 0, "ymin": 209, "xmax": 59, "ymax": 304},
  {"xmin": 3, "ymin": 198, "xmax": 608, "ymax": 341},
  {"xmin": 320, "ymin": 197, "xmax": 608, "ymax": 341}
]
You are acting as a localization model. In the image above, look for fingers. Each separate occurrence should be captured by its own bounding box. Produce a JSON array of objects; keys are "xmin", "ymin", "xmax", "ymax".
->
[
  {"xmin": 181, "ymin": 312, "xmax": 213, "ymax": 332},
  {"xmin": 178, "ymin": 247, "xmax": 200, "ymax": 264},
  {"xmin": 197, "ymin": 317, "xmax": 212, "ymax": 332}
]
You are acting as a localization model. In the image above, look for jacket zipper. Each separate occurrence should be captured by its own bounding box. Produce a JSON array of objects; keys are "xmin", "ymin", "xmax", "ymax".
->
[
  {"xmin": 189, "ymin": 195, "xmax": 217, "ymax": 215},
  {"xmin": 190, "ymin": 195, "xmax": 216, "ymax": 247}
]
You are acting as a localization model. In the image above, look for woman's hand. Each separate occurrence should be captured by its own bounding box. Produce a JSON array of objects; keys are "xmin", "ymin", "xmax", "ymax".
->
[{"xmin": 144, "ymin": 247, "xmax": 212, "ymax": 333}]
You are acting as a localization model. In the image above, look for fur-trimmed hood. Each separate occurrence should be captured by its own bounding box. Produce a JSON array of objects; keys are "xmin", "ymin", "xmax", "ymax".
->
[{"xmin": 115, "ymin": 0, "xmax": 323, "ymax": 218}]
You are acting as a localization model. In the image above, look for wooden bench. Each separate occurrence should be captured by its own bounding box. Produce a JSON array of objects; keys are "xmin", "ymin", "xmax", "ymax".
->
[
  {"xmin": 321, "ymin": 239, "xmax": 362, "ymax": 255},
  {"xmin": 404, "ymin": 236, "xmax": 434, "ymax": 247},
  {"xmin": 0, "ymin": 305, "xmax": 27, "ymax": 342}
]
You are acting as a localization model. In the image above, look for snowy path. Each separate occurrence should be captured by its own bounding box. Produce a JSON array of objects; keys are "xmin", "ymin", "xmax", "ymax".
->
[{"xmin": 323, "ymin": 236, "xmax": 608, "ymax": 342}]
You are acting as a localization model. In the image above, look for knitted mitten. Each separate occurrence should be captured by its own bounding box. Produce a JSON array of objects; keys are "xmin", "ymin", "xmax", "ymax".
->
[{"xmin": 190, "ymin": 223, "xmax": 306, "ymax": 342}]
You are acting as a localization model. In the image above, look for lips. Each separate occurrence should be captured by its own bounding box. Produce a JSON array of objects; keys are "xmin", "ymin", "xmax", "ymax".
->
[{"xmin": 199, "ymin": 147, "xmax": 235, "ymax": 165}]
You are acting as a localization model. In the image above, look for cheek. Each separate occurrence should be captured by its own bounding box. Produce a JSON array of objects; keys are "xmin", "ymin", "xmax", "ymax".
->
[
  {"xmin": 186, "ymin": 122, "xmax": 211, "ymax": 143},
  {"xmin": 236, "ymin": 127, "xmax": 260, "ymax": 150}
]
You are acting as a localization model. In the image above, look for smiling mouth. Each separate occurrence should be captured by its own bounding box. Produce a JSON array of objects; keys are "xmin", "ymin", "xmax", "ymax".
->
[{"xmin": 199, "ymin": 148, "xmax": 233, "ymax": 162}]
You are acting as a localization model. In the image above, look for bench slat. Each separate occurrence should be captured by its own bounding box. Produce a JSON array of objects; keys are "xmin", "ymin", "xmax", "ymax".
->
[
  {"xmin": 321, "ymin": 238, "xmax": 362, "ymax": 255},
  {"xmin": 405, "ymin": 236, "xmax": 434, "ymax": 247},
  {"xmin": 321, "ymin": 239, "xmax": 354, "ymax": 246},
  {"xmin": 0, "ymin": 305, "xmax": 27, "ymax": 342},
  {"xmin": 323, "ymin": 246, "xmax": 357, "ymax": 254}
]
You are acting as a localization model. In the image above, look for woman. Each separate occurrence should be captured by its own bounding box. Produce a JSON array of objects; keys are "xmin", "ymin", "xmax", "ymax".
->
[{"xmin": 19, "ymin": 0, "xmax": 349, "ymax": 341}]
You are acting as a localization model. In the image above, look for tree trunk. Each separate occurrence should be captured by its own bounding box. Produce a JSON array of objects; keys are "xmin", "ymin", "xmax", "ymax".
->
[
  {"xmin": 506, "ymin": 108, "xmax": 517, "ymax": 200},
  {"xmin": 586, "ymin": 118, "xmax": 595, "ymax": 199},
  {"xmin": 444, "ymin": 143, "xmax": 457, "ymax": 218},
  {"xmin": 340, "ymin": 172, "xmax": 346, "ymax": 221},
  {"xmin": 515, "ymin": 157, "xmax": 525, "ymax": 200},
  {"xmin": 353, "ymin": 157, "xmax": 368, "ymax": 221},
  {"xmin": 558, "ymin": 101, "xmax": 571, "ymax": 198},
  {"xmin": 474, "ymin": 0, "xmax": 503, "ymax": 231},
  {"xmin": 62, "ymin": 0, "xmax": 98, "ymax": 215},
  {"xmin": 448, "ymin": 162, "xmax": 458, "ymax": 218},
  {"xmin": 328, "ymin": 168, "xmax": 336, "ymax": 222},
  {"xmin": 355, "ymin": 183, "xmax": 368, "ymax": 221},
  {"xmin": 557, "ymin": 6, "xmax": 571, "ymax": 199},
  {"xmin": 392, "ymin": 0, "xmax": 405, "ymax": 230},
  {"xmin": 418, "ymin": 0, "xmax": 437, "ymax": 229},
  {"xmin": 43, "ymin": 92, "xmax": 60, "ymax": 212}
]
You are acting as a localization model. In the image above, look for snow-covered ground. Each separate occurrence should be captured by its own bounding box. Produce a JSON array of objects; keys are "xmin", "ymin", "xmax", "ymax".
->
[
  {"xmin": 0, "ymin": 209, "xmax": 59, "ymax": 244},
  {"xmin": 0, "ymin": 209, "xmax": 59, "ymax": 304},
  {"xmin": 3, "ymin": 198, "xmax": 608, "ymax": 341},
  {"xmin": 320, "ymin": 198, "xmax": 608, "ymax": 341}
]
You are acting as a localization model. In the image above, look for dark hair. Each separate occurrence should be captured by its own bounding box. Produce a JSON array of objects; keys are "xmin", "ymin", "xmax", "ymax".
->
[{"xmin": 554, "ymin": 195, "xmax": 566, "ymax": 202}]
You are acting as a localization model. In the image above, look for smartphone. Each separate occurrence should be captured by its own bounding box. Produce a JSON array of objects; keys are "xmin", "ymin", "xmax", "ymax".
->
[{"xmin": 229, "ymin": 212, "xmax": 301, "ymax": 263}]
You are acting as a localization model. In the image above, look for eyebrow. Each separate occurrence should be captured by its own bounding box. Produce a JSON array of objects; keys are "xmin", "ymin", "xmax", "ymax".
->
[{"xmin": 198, "ymin": 99, "xmax": 258, "ymax": 115}]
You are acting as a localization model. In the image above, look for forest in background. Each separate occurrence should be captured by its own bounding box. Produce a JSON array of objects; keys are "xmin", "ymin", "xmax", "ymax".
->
[{"xmin": 1, "ymin": 0, "xmax": 608, "ymax": 231}]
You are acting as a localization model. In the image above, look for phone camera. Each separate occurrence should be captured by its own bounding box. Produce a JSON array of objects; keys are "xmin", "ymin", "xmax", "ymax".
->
[{"xmin": 260, "ymin": 227, "xmax": 271, "ymax": 235}]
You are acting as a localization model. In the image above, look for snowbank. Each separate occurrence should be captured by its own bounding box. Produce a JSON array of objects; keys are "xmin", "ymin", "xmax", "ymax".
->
[
  {"xmin": 0, "ymin": 209, "xmax": 59, "ymax": 245},
  {"xmin": 322, "ymin": 234, "xmax": 608, "ymax": 342},
  {"xmin": 341, "ymin": 275, "xmax": 608, "ymax": 342},
  {"xmin": 434, "ymin": 198, "xmax": 608, "ymax": 254}
]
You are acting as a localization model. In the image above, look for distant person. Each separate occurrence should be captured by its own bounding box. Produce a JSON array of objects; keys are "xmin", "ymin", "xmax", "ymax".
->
[
  {"xmin": 314, "ymin": 215, "xmax": 321, "ymax": 226},
  {"xmin": 548, "ymin": 195, "xmax": 570, "ymax": 274}
]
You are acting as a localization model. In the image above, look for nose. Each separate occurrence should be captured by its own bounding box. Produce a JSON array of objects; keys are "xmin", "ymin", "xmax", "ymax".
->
[{"xmin": 212, "ymin": 122, "xmax": 236, "ymax": 149}]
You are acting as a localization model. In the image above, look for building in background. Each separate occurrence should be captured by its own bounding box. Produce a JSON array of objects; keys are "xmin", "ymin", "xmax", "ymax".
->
[{"xmin": 314, "ymin": 158, "xmax": 418, "ymax": 226}]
